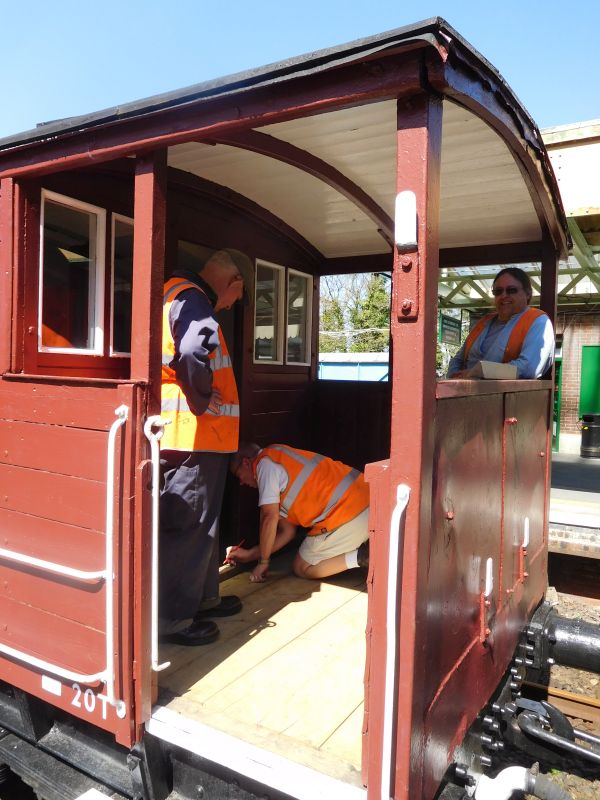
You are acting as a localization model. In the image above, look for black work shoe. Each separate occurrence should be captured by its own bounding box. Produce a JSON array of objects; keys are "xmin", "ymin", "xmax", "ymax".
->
[
  {"xmin": 159, "ymin": 619, "xmax": 219, "ymax": 646},
  {"xmin": 357, "ymin": 541, "xmax": 369, "ymax": 569},
  {"xmin": 194, "ymin": 595, "xmax": 242, "ymax": 620}
]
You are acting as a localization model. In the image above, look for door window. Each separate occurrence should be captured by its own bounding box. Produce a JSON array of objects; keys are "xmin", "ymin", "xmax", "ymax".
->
[
  {"xmin": 39, "ymin": 191, "xmax": 106, "ymax": 353},
  {"xmin": 111, "ymin": 216, "xmax": 134, "ymax": 355}
]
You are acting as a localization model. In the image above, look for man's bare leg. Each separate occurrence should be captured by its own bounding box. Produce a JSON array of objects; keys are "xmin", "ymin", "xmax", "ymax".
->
[{"xmin": 292, "ymin": 552, "xmax": 349, "ymax": 579}]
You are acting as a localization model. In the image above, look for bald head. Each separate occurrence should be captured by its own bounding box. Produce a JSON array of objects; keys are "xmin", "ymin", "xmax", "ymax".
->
[{"xmin": 201, "ymin": 249, "xmax": 254, "ymax": 311}]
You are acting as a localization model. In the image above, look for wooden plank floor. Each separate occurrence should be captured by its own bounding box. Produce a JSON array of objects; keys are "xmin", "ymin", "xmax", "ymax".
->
[{"xmin": 157, "ymin": 554, "xmax": 368, "ymax": 786}]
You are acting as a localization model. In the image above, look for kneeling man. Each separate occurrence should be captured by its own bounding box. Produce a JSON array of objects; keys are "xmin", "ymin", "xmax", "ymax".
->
[{"xmin": 230, "ymin": 443, "xmax": 369, "ymax": 583}]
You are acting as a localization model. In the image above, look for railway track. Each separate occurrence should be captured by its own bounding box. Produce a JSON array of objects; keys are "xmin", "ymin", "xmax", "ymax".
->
[{"xmin": 525, "ymin": 682, "xmax": 600, "ymax": 727}]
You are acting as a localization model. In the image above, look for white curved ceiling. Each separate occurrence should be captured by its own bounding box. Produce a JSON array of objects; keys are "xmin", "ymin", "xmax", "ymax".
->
[{"xmin": 168, "ymin": 99, "xmax": 540, "ymax": 259}]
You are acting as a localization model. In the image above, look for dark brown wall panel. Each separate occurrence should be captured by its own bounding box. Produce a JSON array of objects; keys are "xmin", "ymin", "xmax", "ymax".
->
[{"xmin": 311, "ymin": 380, "xmax": 391, "ymax": 469}]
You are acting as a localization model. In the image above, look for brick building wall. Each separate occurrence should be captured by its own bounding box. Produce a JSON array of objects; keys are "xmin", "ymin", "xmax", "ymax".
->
[{"xmin": 556, "ymin": 311, "xmax": 600, "ymax": 434}]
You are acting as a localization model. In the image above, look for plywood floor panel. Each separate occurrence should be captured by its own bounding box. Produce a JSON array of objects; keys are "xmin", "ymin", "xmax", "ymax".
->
[{"xmin": 158, "ymin": 562, "xmax": 368, "ymax": 783}]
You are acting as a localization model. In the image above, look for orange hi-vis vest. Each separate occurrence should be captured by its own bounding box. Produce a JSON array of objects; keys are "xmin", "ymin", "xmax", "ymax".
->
[
  {"xmin": 254, "ymin": 444, "xmax": 369, "ymax": 536},
  {"xmin": 462, "ymin": 308, "xmax": 547, "ymax": 366},
  {"xmin": 161, "ymin": 277, "xmax": 239, "ymax": 453}
]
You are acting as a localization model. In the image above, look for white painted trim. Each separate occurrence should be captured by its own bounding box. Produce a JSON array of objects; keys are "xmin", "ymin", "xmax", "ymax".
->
[
  {"xmin": 39, "ymin": 190, "xmax": 106, "ymax": 355},
  {"xmin": 254, "ymin": 259, "xmax": 285, "ymax": 365},
  {"xmin": 381, "ymin": 483, "xmax": 410, "ymax": 800},
  {"xmin": 147, "ymin": 705, "xmax": 366, "ymax": 800},
  {"xmin": 286, "ymin": 267, "xmax": 313, "ymax": 366},
  {"xmin": 143, "ymin": 416, "xmax": 171, "ymax": 673}
]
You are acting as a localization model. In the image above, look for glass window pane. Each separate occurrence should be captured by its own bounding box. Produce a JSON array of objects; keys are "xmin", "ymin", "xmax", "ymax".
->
[
  {"xmin": 287, "ymin": 272, "xmax": 310, "ymax": 364},
  {"xmin": 41, "ymin": 200, "xmax": 97, "ymax": 350},
  {"xmin": 112, "ymin": 218, "xmax": 134, "ymax": 354},
  {"xmin": 318, "ymin": 272, "xmax": 390, "ymax": 381},
  {"xmin": 254, "ymin": 264, "xmax": 281, "ymax": 361}
]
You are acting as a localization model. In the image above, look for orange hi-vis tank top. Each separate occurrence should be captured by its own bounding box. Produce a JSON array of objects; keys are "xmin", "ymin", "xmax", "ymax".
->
[
  {"xmin": 254, "ymin": 444, "xmax": 369, "ymax": 535},
  {"xmin": 161, "ymin": 277, "xmax": 239, "ymax": 453}
]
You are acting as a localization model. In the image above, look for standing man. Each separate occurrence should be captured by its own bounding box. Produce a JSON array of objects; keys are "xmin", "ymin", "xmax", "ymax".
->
[
  {"xmin": 229, "ymin": 442, "xmax": 370, "ymax": 583},
  {"xmin": 159, "ymin": 249, "xmax": 253, "ymax": 646}
]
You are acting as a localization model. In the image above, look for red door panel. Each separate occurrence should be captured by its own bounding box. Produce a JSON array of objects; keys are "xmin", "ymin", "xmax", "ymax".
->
[{"xmin": 0, "ymin": 378, "xmax": 141, "ymax": 746}]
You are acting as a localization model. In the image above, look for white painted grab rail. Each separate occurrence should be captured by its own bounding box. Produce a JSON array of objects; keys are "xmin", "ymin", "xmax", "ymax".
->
[
  {"xmin": 143, "ymin": 415, "xmax": 171, "ymax": 672},
  {"xmin": 0, "ymin": 404, "xmax": 128, "ymax": 716},
  {"xmin": 381, "ymin": 483, "xmax": 410, "ymax": 800},
  {"xmin": 104, "ymin": 404, "xmax": 128, "ymax": 712}
]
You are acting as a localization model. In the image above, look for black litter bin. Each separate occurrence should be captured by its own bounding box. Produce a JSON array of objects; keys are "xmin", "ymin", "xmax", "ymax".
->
[{"xmin": 581, "ymin": 414, "xmax": 600, "ymax": 458}]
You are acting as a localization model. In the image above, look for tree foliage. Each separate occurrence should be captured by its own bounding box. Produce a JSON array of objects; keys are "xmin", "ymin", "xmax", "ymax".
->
[{"xmin": 319, "ymin": 272, "xmax": 390, "ymax": 353}]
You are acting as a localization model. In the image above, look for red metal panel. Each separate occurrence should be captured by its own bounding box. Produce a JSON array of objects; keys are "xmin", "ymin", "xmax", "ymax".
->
[
  {"xmin": 502, "ymin": 390, "xmax": 550, "ymax": 611},
  {"xmin": 405, "ymin": 388, "xmax": 551, "ymax": 800},
  {"xmin": 0, "ymin": 379, "xmax": 139, "ymax": 746}
]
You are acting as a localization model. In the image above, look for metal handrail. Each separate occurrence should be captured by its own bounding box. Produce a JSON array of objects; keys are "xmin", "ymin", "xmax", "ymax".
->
[
  {"xmin": 143, "ymin": 416, "xmax": 171, "ymax": 672},
  {"xmin": 0, "ymin": 548, "xmax": 105, "ymax": 581},
  {"xmin": 0, "ymin": 405, "xmax": 128, "ymax": 715},
  {"xmin": 104, "ymin": 404, "xmax": 128, "ymax": 712},
  {"xmin": 381, "ymin": 483, "xmax": 410, "ymax": 800}
]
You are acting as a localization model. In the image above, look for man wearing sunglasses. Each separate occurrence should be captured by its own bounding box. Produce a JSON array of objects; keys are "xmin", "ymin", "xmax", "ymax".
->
[{"xmin": 447, "ymin": 267, "xmax": 554, "ymax": 379}]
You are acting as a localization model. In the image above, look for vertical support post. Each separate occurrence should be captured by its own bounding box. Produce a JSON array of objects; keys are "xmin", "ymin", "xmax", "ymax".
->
[
  {"xmin": 539, "ymin": 228, "xmax": 558, "ymax": 328},
  {"xmin": 366, "ymin": 93, "xmax": 443, "ymax": 800},
  {"xmin": 130, "ymin": 150, "xmax": 167, "ymax": 729},
  {"xmin": 0, "ymin": 179, "xmax": 15, "ymax": 373},
  {"xmin": 130, "ymin": 150, "xmax": 167, "ymax": 396}
]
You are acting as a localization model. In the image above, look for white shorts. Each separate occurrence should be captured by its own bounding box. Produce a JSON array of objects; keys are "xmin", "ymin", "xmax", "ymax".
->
[{"xmin": 298, "ymin": 507, "xmax": 369, "ymax": 566}]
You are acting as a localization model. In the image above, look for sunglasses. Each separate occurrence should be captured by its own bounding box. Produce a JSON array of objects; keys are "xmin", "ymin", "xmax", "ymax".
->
[{"xmin": 491, "ymin": 285, "xmax": 520, "ymax": 297}]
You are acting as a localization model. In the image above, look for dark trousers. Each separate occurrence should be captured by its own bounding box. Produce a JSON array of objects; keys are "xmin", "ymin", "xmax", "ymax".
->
[{"xmin": 159, "ymin": 450, "xmax": 229, "ymax": 625}]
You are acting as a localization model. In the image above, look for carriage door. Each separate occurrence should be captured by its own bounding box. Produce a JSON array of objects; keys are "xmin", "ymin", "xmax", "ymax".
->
[{"xmin": 0, "ymin": 181, "xmax": 148, "ymax": 747}]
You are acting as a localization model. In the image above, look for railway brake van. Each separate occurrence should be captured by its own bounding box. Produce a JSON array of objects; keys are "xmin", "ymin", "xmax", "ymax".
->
[{"xmin": 0, "ymin": 17, "xmax": 579, "ymax": 800}]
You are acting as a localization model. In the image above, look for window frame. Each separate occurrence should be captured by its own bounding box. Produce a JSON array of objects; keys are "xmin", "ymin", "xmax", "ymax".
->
[
  {"xmin": 38, "ymin": 189, "xmax": 107, "ymax": 356},
  {"xmin": 286, "ymin": 267, "xmax": 313, "ymax": 367},
  {"xmin": 110, "ymin": 213, "xmax": 134, "ymax": 357},
  {"xmin": 253, "ymin": 259, "xmax": 286, "ymax": 366}
]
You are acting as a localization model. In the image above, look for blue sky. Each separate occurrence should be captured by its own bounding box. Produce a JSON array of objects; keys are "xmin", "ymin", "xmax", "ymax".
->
[{"xmin": 1, "ymin": 0, "xmax": 598, "ymax": 140}]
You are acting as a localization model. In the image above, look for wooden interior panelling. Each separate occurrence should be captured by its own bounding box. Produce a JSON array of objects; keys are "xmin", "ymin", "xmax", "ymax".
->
[{"xmin": 311, "ymin": 380, "xmax": 391, "ymax": 470}]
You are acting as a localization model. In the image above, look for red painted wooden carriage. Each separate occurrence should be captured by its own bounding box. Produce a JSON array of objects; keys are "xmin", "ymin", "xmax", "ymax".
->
[{"xmin": 0, "ymin": 17, "xmax": 568, "ymax": 800}]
